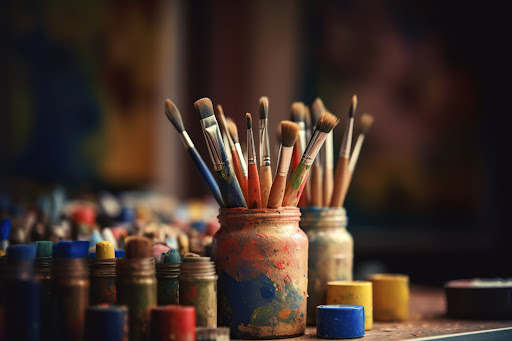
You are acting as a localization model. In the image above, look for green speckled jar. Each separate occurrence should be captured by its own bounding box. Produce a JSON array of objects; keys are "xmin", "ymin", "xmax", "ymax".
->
[
  {"xmin": 117, "ymin": 257, "xmax": 157, "ymax": 341},
  {"xmin": 300, "ymin": 207, "xmax": 353, "ymax": 326},
  {"xmin": 156, "ymin": 262, "xmax": 180, "ymax": 305}
]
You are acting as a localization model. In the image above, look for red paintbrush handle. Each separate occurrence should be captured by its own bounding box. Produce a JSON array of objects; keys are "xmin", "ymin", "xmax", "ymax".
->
[
  {"xmin": 248, "ymin": 163, "xmax": 262, "ymax": 209},
  {"xmin": 231, "ymin": 150, "xmax": 248, "ymax": 202},
  {"xmin": 291, "ymin": 142, "xmax": 301, "ymax": 176}
]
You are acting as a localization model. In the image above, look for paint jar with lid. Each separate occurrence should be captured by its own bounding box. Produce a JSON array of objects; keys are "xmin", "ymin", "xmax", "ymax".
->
[
  {"xmin": 90, "ymin": 257, "xmax": 117, "ymax": 304},
  {"xmin": 179, "ymin": 254, "xmax": 218, "ymax": 328},
  {"xmin": 213, "ymin": 207, "xmax": 308, "ymax": 339},
  {"xmin": 300, "ymin": 206, "xmax": 353, "ymax": 325},
  {"xmin": 156, "ymin": 249, "xmax": 181, "ymax": 305}
]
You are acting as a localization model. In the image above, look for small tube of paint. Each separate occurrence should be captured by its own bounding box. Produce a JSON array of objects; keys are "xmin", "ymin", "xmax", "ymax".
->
[{"xmin": 89, "ymin": 241, "xmax": 117, "ymax": 305}]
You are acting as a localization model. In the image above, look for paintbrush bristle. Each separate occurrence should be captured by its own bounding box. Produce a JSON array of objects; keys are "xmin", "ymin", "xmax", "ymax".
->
[
  {"xmin": 226, "ymin": 118, "xmax": 239, "ymax": 143},
  {"xmin": 194, "ymin": 97, "xmax": 215, "ymax": 119},
  {"xmin": 316, "ymin": 112, "xmax": 340, "ymax": 133},
  {"xmin": 360, "ymin": 113, "xmax": 374, "ymax": 134},
  {"xmin": 291, "ymin": 102, "xmax": 305, "ymax": 123},
  {"xmin": 246, "ymin": 113, "xmax": 252, "ymax": 129},
  {"xmin": 216, "ymin": 105, "xmax": 229, "ymax": 133},
  {"xmin": 125, "ymin": 236, "xmax": 152, "ymax": 259},
  {"xmin": 164, "ymin": 99, "xmax": 185, "ymax": 133},
  {"xmin": 259, "ymin": 96, "xmax": 269, "ymax": 119},
  {"xmin": 312, "ymin": 98, "xmax": 325, "ymax": 125},
  {"xmin": 280, "ymin": 121, "xmax": 300, "ymax": 147},
  {"xmin": 349, "ymin": 95, "xmax": 358, "ymax": 118}
]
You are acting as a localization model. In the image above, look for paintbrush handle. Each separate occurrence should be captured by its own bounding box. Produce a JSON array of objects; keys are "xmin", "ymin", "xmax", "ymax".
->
[
  {"xmin": 267, "ymin": 174, "xmax": 287, "ymax": 208},
  {"xmin": 187, "ymin": 147, "xmax": 225, "ymax": 207},
  {"xmin": 340, "ymin": 170, "xmax": 354, "ymax": 204},
  {"xmin": 282, "ymin": 163, "xmax": 311, "ymax": 207},
  {"xmin": 216, "ymin": 163, "xmax": 247, "ymax": 208},
  {"xmin": 323, "ymin": 167, "xmax": 334, "ymax": 206},
  {"xmin": 231, "ymin": 149, "xmax": 248, "ymax": 202},
  {"xmin": 330, "ymin": 157, "xmax": 349, "ymax": 207},
  {"xmin": 247, "ymin": 163, "xmax": 262, "ymax": 208},
  {"xmin": 291, "ymin": 142, "xmax": 301, "ymax": 176},
  {"xmin": 259, "ymin": 165, "xmax": 272, "ymax": 208},
  {"xmin": 311, "ymin": 163, "xmax": 323, "ymax": 207}
]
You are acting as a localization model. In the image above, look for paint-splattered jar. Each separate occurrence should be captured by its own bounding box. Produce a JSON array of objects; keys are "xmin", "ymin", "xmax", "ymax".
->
[
  {"xmin": 179, "ymin": 255, "xmax": 218, "ymax": 328},
  {"xmin": 213, "ymin": 207, "xmax": 308, "ymax": 339},
  {"xmin": 300, "ymin": 207, "xmax": 353, "ymax": 325},
  {"xmin": 89, "ymin": 258, "xmax": 116, "ymax": 304},
  {"xmin": 156, "ymin": 261, "xmax": 180, "ymax": 305}
]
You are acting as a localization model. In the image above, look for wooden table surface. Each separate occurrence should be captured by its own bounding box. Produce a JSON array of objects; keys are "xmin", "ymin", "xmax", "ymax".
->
[{"xmin": 292, "ymin": 286, "xmax": 512, "ymax": 340}]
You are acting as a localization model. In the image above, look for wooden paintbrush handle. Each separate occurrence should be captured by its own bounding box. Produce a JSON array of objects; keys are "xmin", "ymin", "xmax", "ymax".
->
[
  {"xmin": 311, "ymin": 163, "xmax": 323, "ymax": 207},
  {"xmin": 259, "ymin": 165, "xmax": 272, "ymax": 208},
  {"xmin": 267, "ymin": 174, "xmax": 287, "ymax": 208},
  {"xmin": 330, "ymin": 157, "xmax": 349, "ymax": 207},
  {"xmin": 231, "ymin": 150, "xmax": 248, "ymax": 202},
  {"xmin": 340, "ymin": 170, "xmax": 354, "ymax": 205},
  {"xmin": 248, "ymin": 163, "xmax": 262, "ymax": 208},
  {"xmin": 282, "ymin": 163, "xmax": 311, "ymax": 207},
  {"xmin": 323, "ymin": 167, "xmax": 333, "ymax": 207}
]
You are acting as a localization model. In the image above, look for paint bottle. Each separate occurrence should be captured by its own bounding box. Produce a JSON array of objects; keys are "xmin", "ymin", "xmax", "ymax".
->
[
  {"xmin": 300, "ymin": 207, "xmax": 353, "ymax": 325},
  {"xmin": 84, "ymin": 305, "xmax": 128, "ymax": 341},
  {"xmin": 156, "ymin": 249, "xmax": 181, "ymax": 305},
  {"xmin": 369, "ymin": 273, "xmax": 409, "ymax": 321},
  {"xmin": 34, "ymin": 241, "xmax": 53, "ymax": 341},
  {"xmin": 117, "ymin": 236, "xmax": 157, "ymax": 341},
  {"xmin": 150, "ymin": 305, "xmax": 196, "ymax": 341},
  {"xmin": 179, "ymin": 254, "xmax": 217, "ymax": 328},
  {"xmin": 213, "ymin": 207, "xmax": 308, "ymax": 339},
  {"xmin": 326, "ymin": 281, "xmax": 373, "ymax": 330},
  {"xmin": 90, "ymin": 241, "xmax": 117, "ymax": 304},
  {"xmin": 50, "ymin": 241, "xmax": 90, "ymax": 341},
  {"xmin": 4, "ymin": 244, "xmax": 40, "ymax": 341}
]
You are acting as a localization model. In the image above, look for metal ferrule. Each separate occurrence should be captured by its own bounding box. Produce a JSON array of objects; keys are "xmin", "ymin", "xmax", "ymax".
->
[
  {"xmin": 301, "ymin": 130, "xmax": 329, "ymax": 166},
  {"xmin": 324, "ymin": 131, "xmax": 334, "ymax": 169},
  {"xmin": 298, "ymin": 122, "xmax": 307, "ymax": 154},
  {"xmin": 339, "ymin": 118, "xmax": 354, "ymax": 158},
  {"xmin": 200, "ymin": 117, "xmax": 226, "ymax": 171},
  {"xmin": 235, "ymin": 143, "xmax": 248, "ymax": 176},
  {"xmin": 180, "ymin": 131, "xmax": 194, "ymax": 149},
  {"xmin": 259, "ymin": 118, "xmax": 271, "ymax": 167},
  {"xmin": 277, "ymin": 146, "xmax": 294, "ymax": 176},
  {"xmin": 247, "ymin": 128, "xmax": 257, "ymax": 165}
]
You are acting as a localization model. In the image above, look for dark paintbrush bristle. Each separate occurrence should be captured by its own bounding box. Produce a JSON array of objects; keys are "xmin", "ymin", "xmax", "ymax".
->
[
  {"xmin": 246, "ymin": 113, "xmax": 252, "ymax": 129},
  {"xmin": 280, "ymin": 121, "xmax": 300, "ymax": 148},
  {"xmin": 164, "ymin": 99, "xmax": 185, "ymax": 133},
  {"xmin": 316, "ymin": 112, "xmax": 340, "ymax": 133},
  {"xmin": 291, "ymin": 102, "xmax": 305, "ymax": 123},
  {"xmin": 312, "ymin": 98, "xmax": 325, "ymax": 125},
  {"xmin": 259, "ymin": 96, "xmax": 269, "ymax": 119},
  {"xmin": 349, "ymin": 95, "xmax": 358, "ymax": 118},
  {"xmin": 194, "ymin": 97, "xmax": 215, "ymax": 119},
  {"xmin": 227, "ymin": 118, "xmax": 239, "ymax": 143},
  {"xmin": 125, "ymin": 236, "xmax": 152, "ymax": 259}
]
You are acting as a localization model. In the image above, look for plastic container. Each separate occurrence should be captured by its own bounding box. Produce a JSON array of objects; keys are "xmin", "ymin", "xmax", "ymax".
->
[
  {"xmin": 300, "ymin": 207, "xmax": 353, "ymax": 325},
  {"xmin": 213, "ymin": 207, "xmax": 308, "ymax": 339}
]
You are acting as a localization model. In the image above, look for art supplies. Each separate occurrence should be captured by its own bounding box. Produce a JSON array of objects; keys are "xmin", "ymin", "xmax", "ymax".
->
[
  {"xmin": 90, "ymin": 241, "xmax": 117, "ymax": 304},
  {"xmin": 316, "ymin": 305, "xmax": 365, "ymax": 339},
  {"xmin": 51, "ymin": 241, "xmax": 90, "ymax": 341},
  {"xmin": 165, "ymin": 99, "xmax": 225, "ymax": 207},
  {"xmin": 117, "ymin": 236, "xmax": 157, "ymax": 341},
  {"xmin": 179, "ymin": 254, "xmax": 217, "ymax": 328},
  {"xmin": 194, "ymin": 98, "xmax": 247, "ymax": 208},
  {"xmin": 258, "ymin": 97, "xmax": 272, "ymax": 208},
  {"xmin": 369, "ymin": 273, "xmax": 409, "ymax": 321},
  {"xmin": 246, "ymin": 113, "xmax": 262, "ymax": 208},
  {"xmin": 326, "ymin": 281, "xmax": 373, "ymax": 330},
  {"xmin": 150, "ymin": 305, "xmax": 196, "ymax": 341},
  {"xmin": 226, "ymin": 117, "xmax": 249, "ymax": 200},
  {"xmin": 84, "ymin": 305, "xmax": 128, "ymax": 341},
  {"xmin": 156, "ymin": 249, "xmax": 181, "ymax": 305}
]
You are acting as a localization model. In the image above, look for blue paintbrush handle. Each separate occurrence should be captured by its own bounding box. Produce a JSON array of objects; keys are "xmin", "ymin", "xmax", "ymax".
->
[
  {"xmin": 187, "ymin": 147, "xmax": 225, "ymax": 207},
  {"xmin": 217, "ymin": 163, "xmax": 247, "ymax": 208}
]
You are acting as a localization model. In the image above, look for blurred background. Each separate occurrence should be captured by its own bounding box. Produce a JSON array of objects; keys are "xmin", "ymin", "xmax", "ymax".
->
[{"xmin": 0, "ymin": 0, "xmax": 510, "ymax": 285}]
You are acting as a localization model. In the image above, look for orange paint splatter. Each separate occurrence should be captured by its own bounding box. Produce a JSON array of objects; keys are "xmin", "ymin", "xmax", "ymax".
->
[
  {"xmin": 278, "ymin": 308, "xmax": 292, "ymax": 320},
  {"xmin": 275, "ymin": 262, "xmax": 285, "ymax": 269}
]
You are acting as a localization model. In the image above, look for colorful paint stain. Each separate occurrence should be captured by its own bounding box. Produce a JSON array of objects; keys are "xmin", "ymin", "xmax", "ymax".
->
[
  {"xmin": 213, "ymin": 207, "xmax": 308, "ymax": 339},
  {"xmin": 157, "ymin": 277, "xmax": 179, "ymax": 305}
]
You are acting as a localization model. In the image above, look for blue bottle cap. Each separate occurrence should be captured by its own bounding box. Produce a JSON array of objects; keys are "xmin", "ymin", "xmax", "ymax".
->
[
  {"xmin": 317, "ymin": 305, "xmax": 365, "ymax": 339},
  {"xmin": 84, "ymin": 305, "xmax": 128, "ymax": 341},
  {"xmin": 115, "ymin": 249, "xmax": 125, "ymax": 258},
  {"xmin": 6, "ymin": 244, "xmax": 37, "ymax": 260},
  {"xmin": 118, "ymin": 207, "xmax": 135, "ymax": 223},
  {"xmin": 162, "ymin": 249, "xmax": 181, "ymax": 264},
  {"xmin": 53, "ymin": 241, "xmax": 90, "ymax": 258},
  {"xmin": 0, "ymin": 218, "xmax": 12, "ymax": 239},
  {"xmin": 34, "ymin": 241, "xmax": 53, "ymax": 258}
]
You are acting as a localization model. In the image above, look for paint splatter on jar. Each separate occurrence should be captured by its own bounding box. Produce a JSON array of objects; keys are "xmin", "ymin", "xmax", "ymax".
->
[
  {"xmin": 300, "ymin": 207, "xmax": 353, "ymax": 326},
  {"xmin": 213, "ymin": 207, "xmax": 308, "ymax": 339}
]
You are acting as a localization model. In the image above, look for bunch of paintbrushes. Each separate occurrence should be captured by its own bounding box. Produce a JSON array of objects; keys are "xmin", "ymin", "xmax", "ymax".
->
[{"xmin": 164, "ymin": 95, "xmax": 373, "ymax": 209}]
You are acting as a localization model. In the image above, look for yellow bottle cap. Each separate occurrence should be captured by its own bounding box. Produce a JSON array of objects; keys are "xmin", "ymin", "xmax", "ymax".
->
[
  {"xmin": 96, "ymin": 241, "xmax": 115, "ymax": 259},
  {"xmin": 368, "ymin": 273, "xmax": 409, "ymax": 321},
  {"xmin": 326, "ymin": 281, "xmax": 373, "ymax": 330}
]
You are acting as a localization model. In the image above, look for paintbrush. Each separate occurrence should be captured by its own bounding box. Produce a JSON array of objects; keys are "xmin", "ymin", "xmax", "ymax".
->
[
  {"xmin": 313, "ymin": 98, "xmax": 334, "ymax": 207},
  {"xmin": 283, "ymin": 112, "xmax": 340, "ymax": 207},
  {"xmin": 267, "ymin": 121, "xmax": 300, "ymax": 208},
  {"xmin": 258, "ymin": 96, "xmax": 272, "ymax": 208},
  {"xmin": 216, "ymin": 104, "xmax": 247, "ymax": 200},
  {"xmin": 290, "ymin": 102, "xmax": 306, "ymax": 178},
  {"xmin": 194, "ymin": 98, "xmax": 247, "ymax": 208},
  {"xmin": 331, "ymin": 95, "xmax": 357, "ymax": 207},
  {"xmin": 227, "ymin": 118, "xmax": 249, "ymax": 196},
  {"xmin": 342, "ymin": 113, "xmax": 375, "ymax": 200},
  {"xmin": 310, "ymin": 103, "xmax": 324, "ymax": 207},
  {"xmin": 246, "ymin": 113, "xmax": 262, "ymax": 208},
  {"xmin": 165, "ymin": 99, "xmax": 225, "ymax": 207},
  {"xmin": 302, "ymin": 106, "xmax": 312, "ymax": 206}
]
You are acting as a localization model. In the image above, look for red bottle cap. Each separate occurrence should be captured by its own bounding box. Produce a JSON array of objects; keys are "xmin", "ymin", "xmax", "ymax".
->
[{"xmin": 150, "ymin": 305, "xmax": 196, "ymax": 341}]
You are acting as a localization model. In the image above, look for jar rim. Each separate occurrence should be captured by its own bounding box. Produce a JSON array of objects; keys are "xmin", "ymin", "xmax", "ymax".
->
[{"xmin": 218, "ymin": 206, "xmax": 301, "ymax": 223}]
